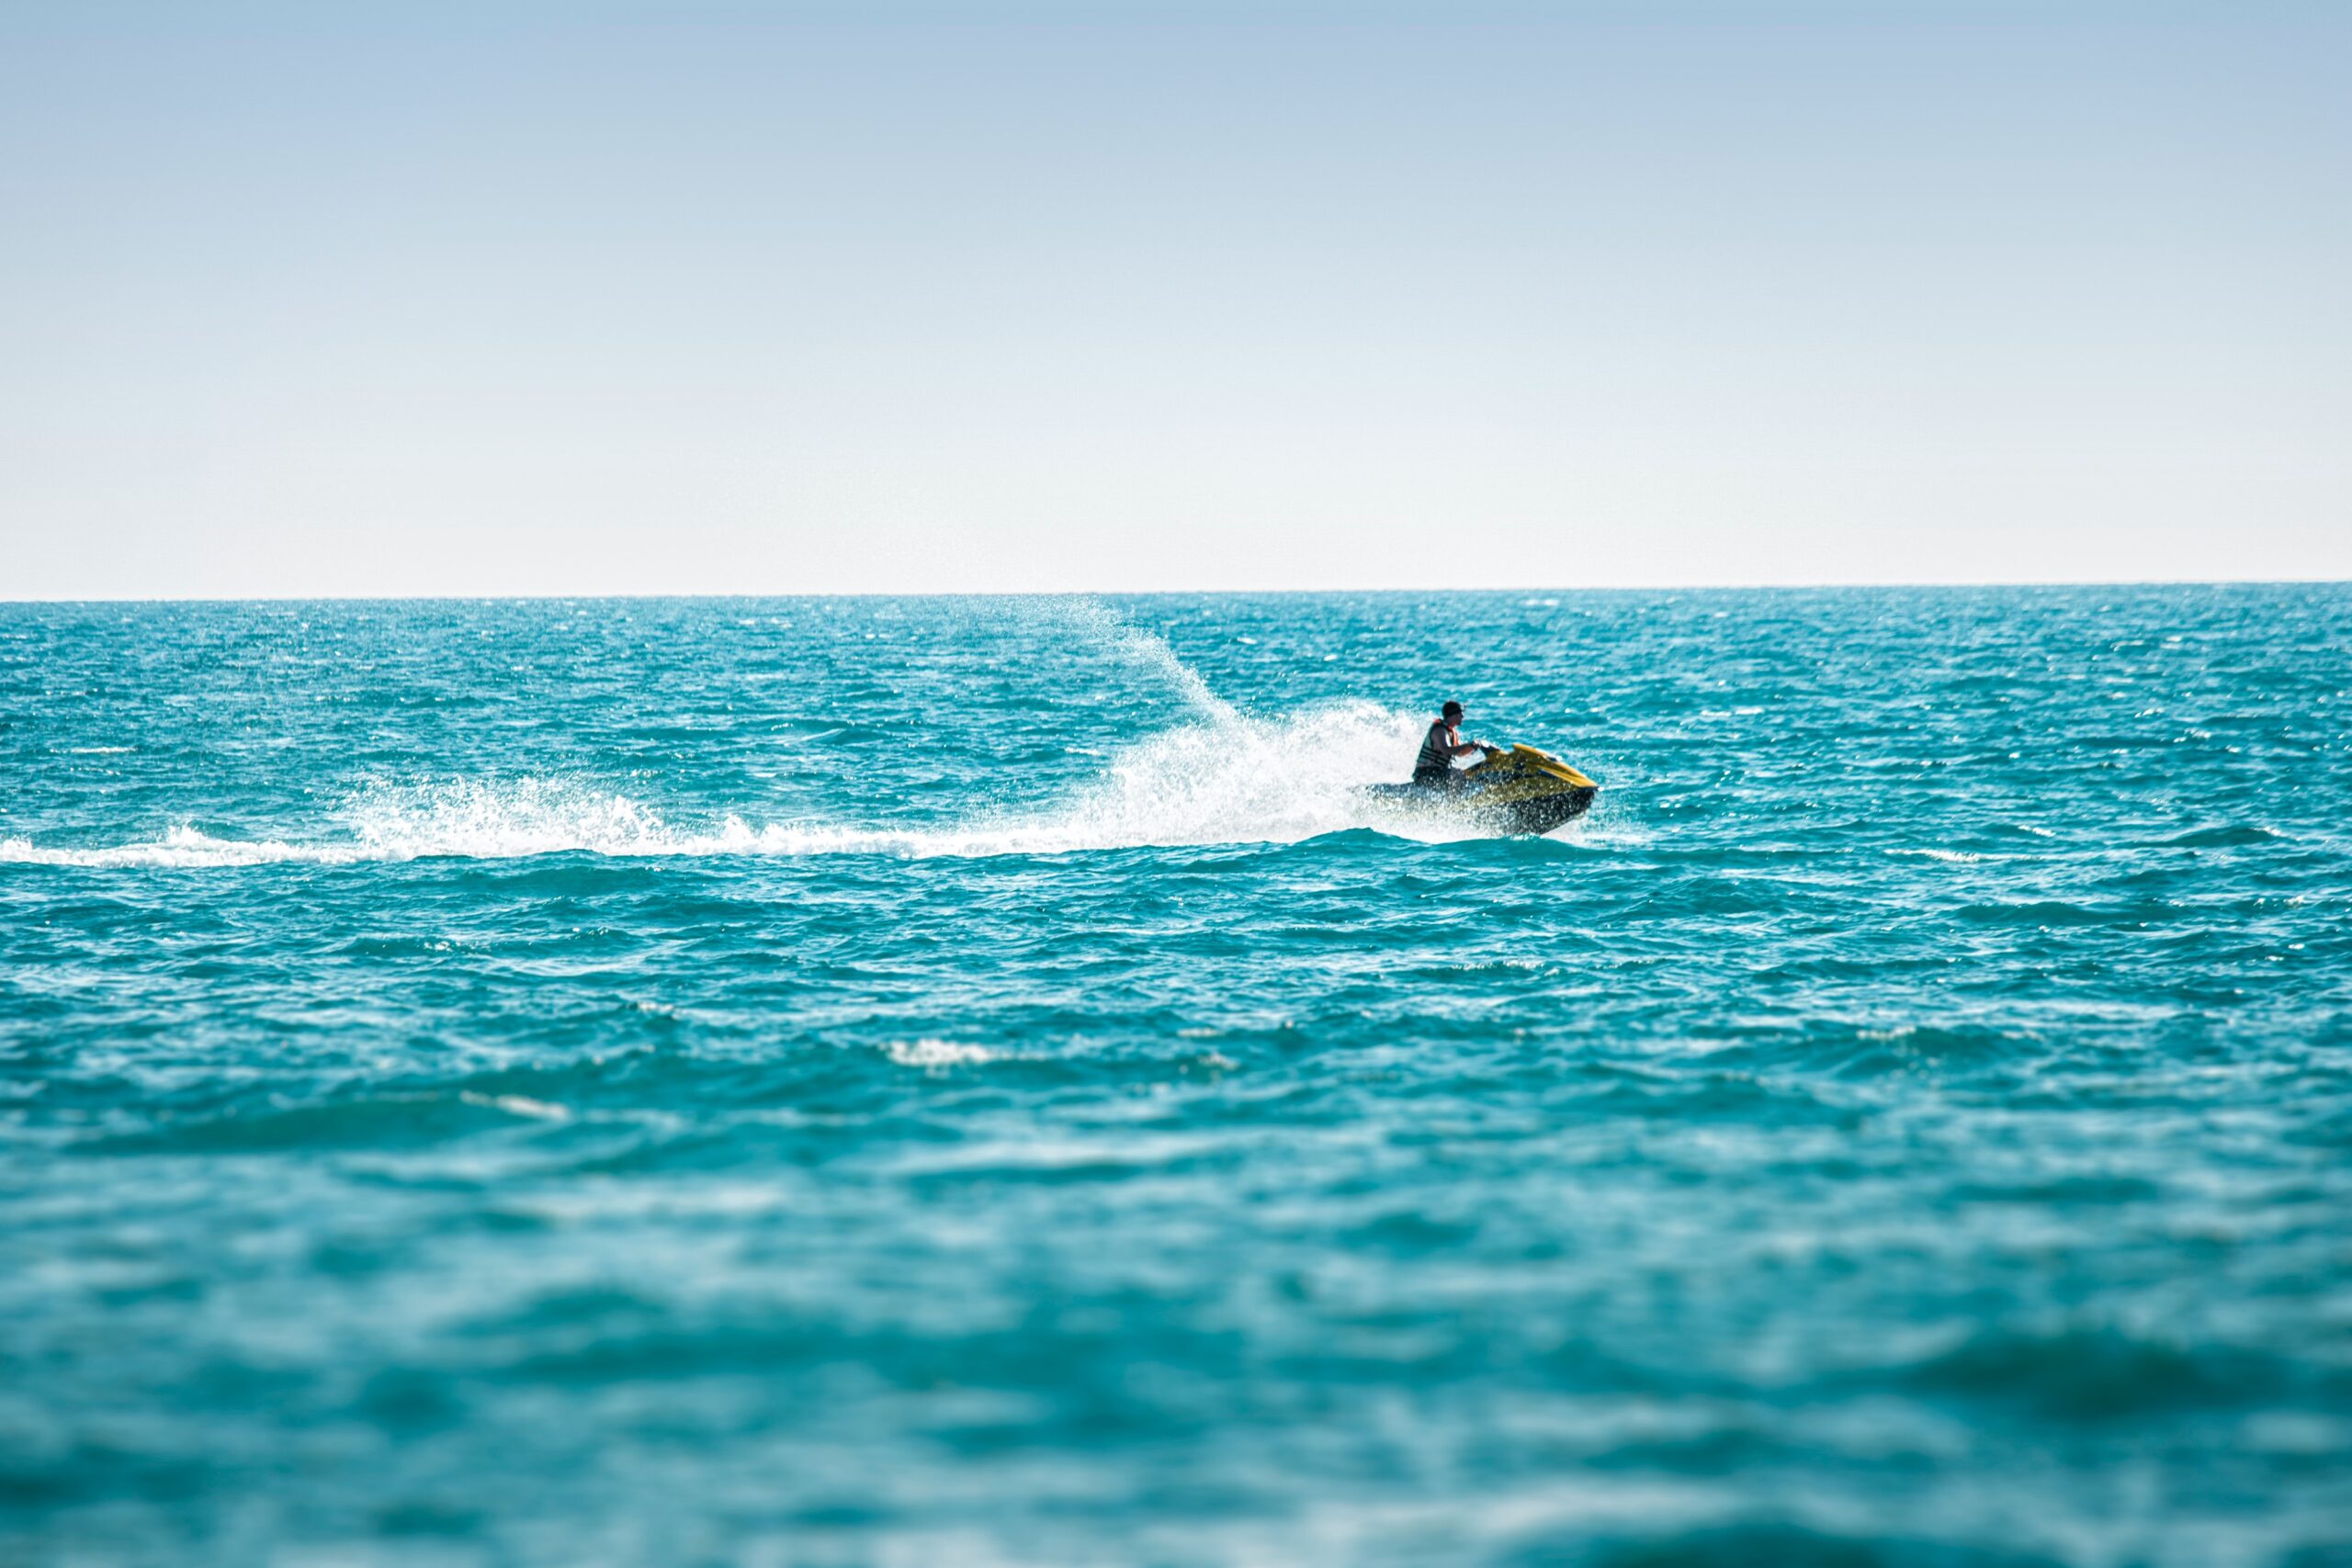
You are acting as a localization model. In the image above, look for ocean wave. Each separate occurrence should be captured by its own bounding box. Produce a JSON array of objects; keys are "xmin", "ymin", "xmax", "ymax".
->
[
  {"xmin": 1890, "ymin": 1324, "xmax": 2287, "ymax": 1423},
  {"xmin": 1573, "ymin": 1523, "xmax": 2062, "ymax": 1568},
  {"xmin": 2162, "ymin": 824, "xmax": 2280, "ymax": 849}
]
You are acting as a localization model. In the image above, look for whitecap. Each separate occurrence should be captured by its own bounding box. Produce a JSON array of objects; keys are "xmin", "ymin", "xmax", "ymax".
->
[
  {"xmin": 883, "ymin": 1039, "xmax": 997, "ymax": 1068},
  {"xmin": 459, "ymin": 1091, "xmax": 572, "ymax": 1122}
]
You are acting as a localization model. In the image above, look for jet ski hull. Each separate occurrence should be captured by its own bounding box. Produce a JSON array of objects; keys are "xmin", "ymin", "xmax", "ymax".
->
[{"xmin": 1363, "ymin": 744, "xmax": 1599, "ymax": 837}]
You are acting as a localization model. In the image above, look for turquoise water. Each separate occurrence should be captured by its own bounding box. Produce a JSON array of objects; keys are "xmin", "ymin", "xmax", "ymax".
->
[{"xmin": 4, "ymin": 588, "xmax": 2349, "ymax": 1566}]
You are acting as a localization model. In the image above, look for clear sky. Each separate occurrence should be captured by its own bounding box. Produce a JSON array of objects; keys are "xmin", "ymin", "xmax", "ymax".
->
[{"xmin": 3, "ymin": 2, "xmax": 2346, "ymax": 597}]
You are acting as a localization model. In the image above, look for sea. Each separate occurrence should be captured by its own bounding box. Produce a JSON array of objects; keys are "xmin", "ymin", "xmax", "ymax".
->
[{"xmin": 3, "ymin": 587, "xmax": 2348, "ymax": 1567}]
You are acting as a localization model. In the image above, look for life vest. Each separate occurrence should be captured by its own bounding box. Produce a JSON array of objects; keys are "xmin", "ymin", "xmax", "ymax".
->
[{"xmin": 1414, "ymin": 721, "xmax": 1456, "ymax": 780}]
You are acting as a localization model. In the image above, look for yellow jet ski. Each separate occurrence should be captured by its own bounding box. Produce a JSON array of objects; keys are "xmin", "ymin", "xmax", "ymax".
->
[{"xmin": 1364, "ymin": 743, "xmax": 1599, "ymax": 836}]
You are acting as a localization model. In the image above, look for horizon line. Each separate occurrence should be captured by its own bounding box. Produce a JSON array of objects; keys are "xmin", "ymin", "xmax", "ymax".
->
[{"xmin": 5, "ymin": 575, "xmax": 2348, "ymax": 606}]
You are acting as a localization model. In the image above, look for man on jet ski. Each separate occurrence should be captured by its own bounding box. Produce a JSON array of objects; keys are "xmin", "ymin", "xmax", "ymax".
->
[{"xmin": 1413, "ymin": 701, "xmax": 1497, "ymax": 790}]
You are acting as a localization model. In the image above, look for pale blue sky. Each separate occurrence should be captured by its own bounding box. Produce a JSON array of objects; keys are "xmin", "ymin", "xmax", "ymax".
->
[{"xmin": 3, "ymin": 2, "xmax": 2345, "ymax": 595}]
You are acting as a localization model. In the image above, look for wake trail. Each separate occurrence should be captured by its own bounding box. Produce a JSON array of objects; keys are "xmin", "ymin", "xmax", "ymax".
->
[
  {"xmin": 1, "ymin": 604, "xmax": 1545, "ymax": 869},
  {"xmin": 0, "ymin": 705, "xmax": 1477, "ymax": 868}
]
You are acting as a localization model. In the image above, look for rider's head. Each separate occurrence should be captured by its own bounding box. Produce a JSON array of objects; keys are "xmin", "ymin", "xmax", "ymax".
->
[{"xmin": 1442, "ymin": 701, "xmax": 1464, "ymax": 723}]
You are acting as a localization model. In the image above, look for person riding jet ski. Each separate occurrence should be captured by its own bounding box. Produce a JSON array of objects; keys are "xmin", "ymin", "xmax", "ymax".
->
[
  {"xmin": 1412, "ymin": 700, "xmax": 1497, "ymax": 791},
  {"xmin": 1363, "ymin": 699, "xmax": 1600, "ymax": 834}
]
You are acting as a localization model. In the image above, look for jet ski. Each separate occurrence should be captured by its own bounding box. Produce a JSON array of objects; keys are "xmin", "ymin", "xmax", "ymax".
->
[{"xmin": 1363, "ymin": 743, "xmax": 1599, "ymax": 836}]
